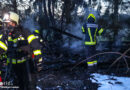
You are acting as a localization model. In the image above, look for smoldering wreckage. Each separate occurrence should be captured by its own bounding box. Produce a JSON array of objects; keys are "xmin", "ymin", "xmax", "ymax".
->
[
  {"xmin": 0, "ymin": 7, "xmax": 130, "ymax": 90},
  {"xmin": 1, "ymin": 23, "xmax": 130, "ymax": 90}
]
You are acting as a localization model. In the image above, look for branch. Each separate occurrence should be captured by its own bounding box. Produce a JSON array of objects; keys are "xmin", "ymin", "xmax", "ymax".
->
[
  {"xmin": 71, "ymin": 51, "xmax": 130, "ymax": 71},
  {"xmin": 109, "ymin": 48, "xmax": 130, "ymax": 68},
  {"xmin": 123, "ymin": 57, "xmax": 130, "ymax": 73}
]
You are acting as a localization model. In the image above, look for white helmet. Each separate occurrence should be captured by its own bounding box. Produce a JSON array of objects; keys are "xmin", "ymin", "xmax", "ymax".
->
[
  {"xmin": 3, "ymin": 11, "xmax": 19, "ymax": 25},
  {"xmin": 0, "ymin": 18, "xmax": 2, "ymax": 22}
]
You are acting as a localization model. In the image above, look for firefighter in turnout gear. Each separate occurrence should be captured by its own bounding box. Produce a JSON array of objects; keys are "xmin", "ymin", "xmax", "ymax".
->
[
  {"xmin": 82, "ymin": 14, "xmax": 104, "ymax": 70},
  {"xmin": 0, "ymin": 18, "xmax": 3, "ymax": 85},
  {"xmin": 0, "ymin": 11, "xmax": 43, "ymax": 89},
  {"xmin": 33, "ymin": 29, "xmax": 47, "ymax": 55},
  {"xmin": 33, "ymin": 30, "xmax": 43, "ymax": 44}
]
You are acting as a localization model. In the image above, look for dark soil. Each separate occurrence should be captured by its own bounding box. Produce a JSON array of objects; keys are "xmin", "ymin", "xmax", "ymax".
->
[
  {"xmin": 36, "ymin": 65, "xmax": 98, "ymax": 90},
  {"xmin": 34, "ymin": 61, "xmax": 130, "ymax": 90}
]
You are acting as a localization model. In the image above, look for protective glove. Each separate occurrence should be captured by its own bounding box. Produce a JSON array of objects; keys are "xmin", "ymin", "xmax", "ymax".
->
[
  {"xmin": 19, "ymin": 45, "xmax": 32, "ymax": 55},
  {"xmin": 34, "ymin": 55, "xmax": 43, "ymax": 72},
  {"xmin": 1, "ymin": 54, "xmax": 7, "ymax": 66},
  {"xmin": 0, "ymin": 71, "xmax": 2, "ymax": 85},
  {"xmin": 37, "ymin": 57, "xmax": 43, "ymax": 72}
]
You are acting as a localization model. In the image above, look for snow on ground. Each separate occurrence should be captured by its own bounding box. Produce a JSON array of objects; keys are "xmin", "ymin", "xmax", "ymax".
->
[{"xmin": 90, "ymin": 73, "xmax": 130, "ymax": 90}]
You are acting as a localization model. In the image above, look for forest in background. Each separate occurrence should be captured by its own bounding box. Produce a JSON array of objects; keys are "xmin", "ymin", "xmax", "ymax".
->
[
  {"xmin": 0, "ymin": 1, "xmax": 130, "ymax": 89},
  {"xmin": 0, "ymin": 0, "xmax": 130, "ymax": 60}
]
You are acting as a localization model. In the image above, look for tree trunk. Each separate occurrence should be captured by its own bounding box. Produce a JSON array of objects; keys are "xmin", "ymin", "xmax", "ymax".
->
[
  {"xmin": 113, "ymin": 0, "xmax": 119, "ymax": 37},
  {"xmin": 61, "ymin": 2, "xmax": 65, "ymax": 31},
  {"xmin": 89, "ymin": 0, "xmax": 91, "ymax": 6},
  {"xmin": 113, "ymin": 0, "xmax": 119, "ymax": 24},
  {"xmin": 43, "ymin": 0, "xmax": 49, "ymax": 27},
  {"xmin": 65, "ymin": 0, "xmax": 71, "ymax": 24},
  {"xmin": 38, "ymin": 0, "xmax": 43, "ymax": 16},
  {"xmin": 12, "ymin": 0, "xmax": 17, "ymax": 13},
  {"xmin": 48, "ymin": 0, "xmax": 55, "ymax": 26},
  {"xmin": 112, "ymin": 0, "xmax": 120, "ymax": 49}
]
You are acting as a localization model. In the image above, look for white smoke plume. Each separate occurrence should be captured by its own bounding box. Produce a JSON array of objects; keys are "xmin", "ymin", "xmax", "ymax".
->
[
  {"xmin": 114, "ymin": 28, "xmax": 130, "ymax": 48},
  {"xmin": 22, "ymin": 15, "xmax": 40, "ymax": 32},
  {"xmin": 62, "ymin": 21, "xmax": 85, "ymax": 52}
]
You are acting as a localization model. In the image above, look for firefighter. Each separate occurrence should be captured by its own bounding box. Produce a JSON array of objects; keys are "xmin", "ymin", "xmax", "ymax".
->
[
  {"xmin": 33, "ymin": 30, "xmax": 43, "ymax": 43},
  {"xmin": 0, "ymin": 11, "xmax": 43, "ymax": 89},
  {"xmin": 82, "ymin": 14, "xmax": 104, "ymax": 70},
  {"xmin": 33, "ymin": 29, "xmax": 47, "ymax": 55},
  {"xmin": 0, "ymin": 18, "xmax": 3, "ymax": 85}
]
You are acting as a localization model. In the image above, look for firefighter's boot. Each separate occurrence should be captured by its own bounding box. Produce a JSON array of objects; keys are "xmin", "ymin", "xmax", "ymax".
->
[
  {"xmin": 87, "ymin": 66, "xmax": 95, "ymax": 73},
  {"xmin": 93, "ymin": 60, "xmax": 98, "ymax": 72}
]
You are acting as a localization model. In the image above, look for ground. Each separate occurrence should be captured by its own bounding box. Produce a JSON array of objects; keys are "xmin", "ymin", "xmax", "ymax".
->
[
  {"xmin": 34, "ymin": 62, "xmax": 130, "ymax": 90},
  {"xmin": 36, "ymin": 65, "xmax": 98, "ymax": 90}
]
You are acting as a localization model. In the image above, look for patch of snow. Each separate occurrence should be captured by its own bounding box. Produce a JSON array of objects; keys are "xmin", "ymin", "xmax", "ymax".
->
[
  {"xmin": 36, "ymin": 86, "xmax": 42, "ymax": 90},
  {"xmin": 90, "ymin": 73, "xmax": 130, "ymax": 90}
]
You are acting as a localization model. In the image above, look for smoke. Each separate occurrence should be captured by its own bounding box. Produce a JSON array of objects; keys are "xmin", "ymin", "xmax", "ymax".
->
[
  {"xmin": 62, "ymin": 21, "xmax": 85, "ymax": 52},
  {"xmin": 97, "ymin": 28, "xmax": 130, "ymax": 52},
  {"xmin": 96, "ymin": 36, "xmax": 108, "ymax": 51},
  {"xmin": 22, "ymin": 15, "xmax": 40, "ymax": 32},
  {"xmin": 62, "ymin": 7, "xmax": 100, "ymax": 52},
  {"xmin": 114, "ymin": 28, "xmax": 130, "ymax": 48},
  {"xmin": 69, "ymin": 22, "xmax": 84, "ymax": 50},
  {"xmin": 68, "ymin": 22, "xmax": 83, "ymax": 37}
]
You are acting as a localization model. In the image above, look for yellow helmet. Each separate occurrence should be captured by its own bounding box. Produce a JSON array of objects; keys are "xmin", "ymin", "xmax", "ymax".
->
[
  {"xmin": 87, "ymin": 14, "xmax": 96, "ymax": 21},
  {"xmin": 3, "ymin": 11, "xmax": 19, "ymax": 25}
]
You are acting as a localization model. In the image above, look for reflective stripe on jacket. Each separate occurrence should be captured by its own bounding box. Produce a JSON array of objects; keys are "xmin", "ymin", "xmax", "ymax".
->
[{"xmin": 82, "ymin": 23, "xmax": 104, "ymax": 45}]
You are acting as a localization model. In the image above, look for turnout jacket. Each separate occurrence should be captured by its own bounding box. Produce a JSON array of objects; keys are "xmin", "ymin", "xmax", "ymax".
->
[
  {"xmin": 33, "ymin": 31, "xmax": 44, "ymax": 44},
  {"xmin": 82, "ymin": 22, "xmax": 104, "ymax": 45},
  {"xmin": 0, "ymin": 26, "xmax": 42, "ymax": 64}
]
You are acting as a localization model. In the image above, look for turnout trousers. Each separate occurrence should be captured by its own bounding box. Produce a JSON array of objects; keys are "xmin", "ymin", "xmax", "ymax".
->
[
  {"xmin": 85, "ymin": 45, "xmax": 97, "ymax": 66},
  {"xmin": 12, "ymin": 61, "xmax": 29, "ymax": 90}
]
